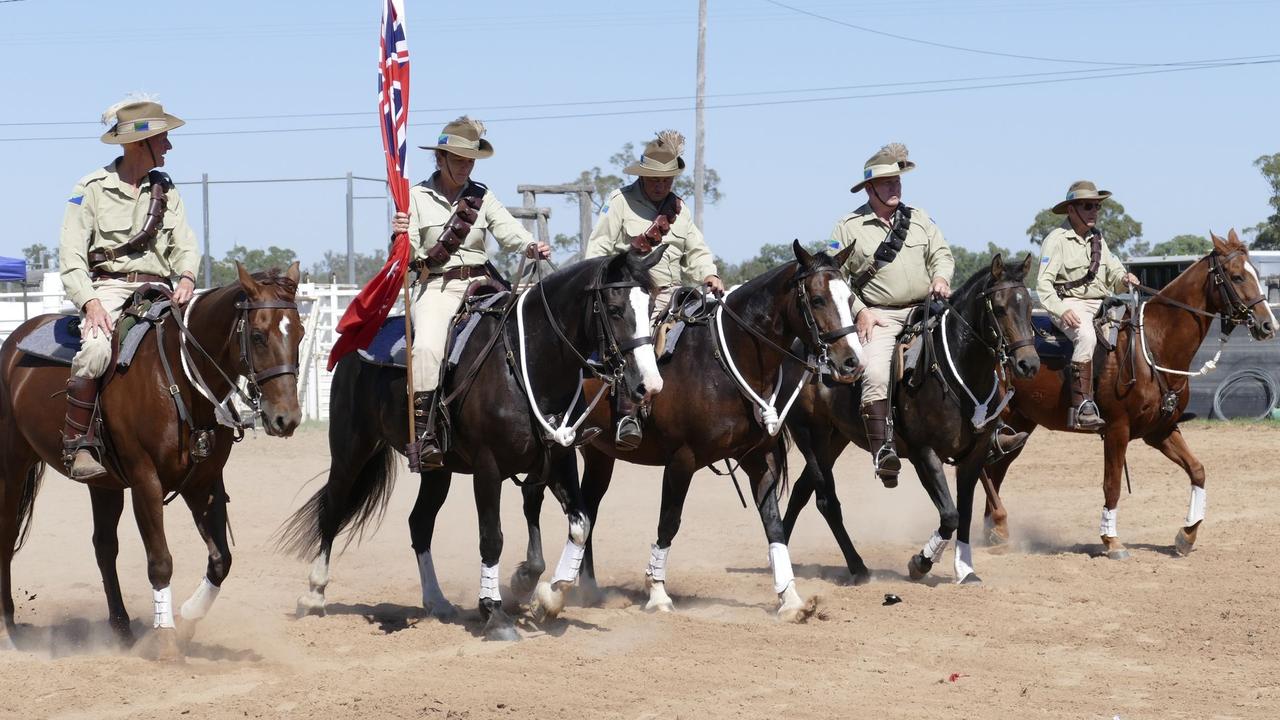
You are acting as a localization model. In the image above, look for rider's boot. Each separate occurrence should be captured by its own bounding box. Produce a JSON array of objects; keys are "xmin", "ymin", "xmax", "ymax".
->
[
  {"xmin": 613, "ymin": 390, "xmax": 643, "ymax": 451},
  {"xmin": 861, "ymin": 399, "xmax": 901, "ymax": 488},
  {"xmin": 1068, "ymin": 361, "xmax": 1106, "ymax": 431},
  {"xmin": 988, "ymin": 422, "xmax": 1029, "ymax": 461},
  {"xmin": 62, "ymin": 376, "xmax": 107, "ymax": 481},
  {"xmin": 407, "ymin": 391, "xmax": 445, "ymax": 472}
]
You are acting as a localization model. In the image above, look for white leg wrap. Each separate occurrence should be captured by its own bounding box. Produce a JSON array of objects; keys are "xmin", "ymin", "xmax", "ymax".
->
[
  {"xmin": 921, "ymin": 531, "xmax": 950, "ymax": 562},
  {"xmin": 153, "ymin": 585, "xmax": 175, "ymax": 629},
  {"xmin": 179, "ymin": 577, "xmax": 221, "ymax": 622},
  {"xmin": 551, "ymin": 539, "xmax": 586, "ymax": 585},
  {"xmin": 953, "ymin": 541, "xmax": 975, "ymax": 583},
  {"xmin": 307, "ymin": 554, "xmax": 330, "ymax": 591},
  {"xmin": 479, "ymin": 562, "xmax": 501, "ymax": 603},
  {"xmin": 645, "ymin": 543, "xmax": 670, "ymax": 582},
  {"xmin": 1185, "ymin": 486, "xmax": 1206, "ymax": 526},
  {"xmin": 1100, "ymin": 507, "xmax": 1118, "ymax": 538},
  {"xmin": 417, "ymin": 551, "xmax": 450, "ymax": 608},
  {"xmin": 768, "ymin": 543, "xmax": 795, "ymax": 595}
]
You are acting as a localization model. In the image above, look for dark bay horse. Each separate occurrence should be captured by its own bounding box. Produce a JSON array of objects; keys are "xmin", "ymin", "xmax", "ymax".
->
[
  {"xmin": 781, "ymin": 254, "xmax": 1039, "ymax": 585},
  {"xmin": 527, "ymin": 241, "xmax": 865, "ymax": 623},
  {"xmin": 0, "ymin": 263, "xmax": 302, "ymax": 658},
  {"xmin": 279, "ymin": 250, "xmax": 665, "ymax": 641},
  {"xmin": 983, "ymin": 230, "xmax": 1276, "ymax": 559}
]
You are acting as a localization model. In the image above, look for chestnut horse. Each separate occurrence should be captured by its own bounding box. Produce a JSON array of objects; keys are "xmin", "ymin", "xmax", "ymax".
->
[
  {"xmin": 0, "ymin": 263, "xmax": 302, "ymax": 658},
  {"xmin": 278, "ymin": 250, "xmax": 665, "ymax": 641},
  {"xmin": 526, "ymin": 241, "xmax": 865, "ymax": 623},
  {"xmin": 983, "ymin": 231, "xmax": 1276, "ymax": 558},
  {"xmin": 782, "ymin": 254, "xmax": 1040, "ymax": 585}
]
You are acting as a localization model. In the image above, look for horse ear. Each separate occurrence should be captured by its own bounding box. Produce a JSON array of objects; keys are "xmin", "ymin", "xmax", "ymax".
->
[
  {"xmin": 792, "ymin": 239, "xmax": 814, "ymax": 267},
  {"xmin": 1227, "ymin": 228, "xmax": 1243, "ymax": 248},
  {"xmin": 1210, "ymin": 230, "xmax": 1230, "ymax": 254},
  {"xmin": 989, "ymin": 253, "xmax": 1005, "ymax": 280},
  {"xmin": 636, "ymin": 243, "xmax": 669, "ymax": 272},
  {"xmin": 285, "ymin": 260, "xmax": 301, "ymax": 285},
  {"xmin": 1019, "ymin": 252, "xmax": 1034, "ymax": 278},
  {"xmin": 831, "ymin": 241, "xmax": 855, "ymax": 269},
  {"xmin": 236, "ymin": 262, "xmax": 258, "ymax": 294}
]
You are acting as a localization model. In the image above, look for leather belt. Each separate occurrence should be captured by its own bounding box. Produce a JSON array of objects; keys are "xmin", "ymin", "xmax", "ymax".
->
[
  {"xmin": 92, "ymin": 271, "xmax": 171, "ymax": 284},
  {"xmin": 418, "ymin": 263, "xmax": 490, "ymax": 282}
]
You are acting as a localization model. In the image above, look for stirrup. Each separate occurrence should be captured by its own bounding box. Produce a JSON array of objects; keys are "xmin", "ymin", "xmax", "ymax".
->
[
  {"xmin": 1070, "ymin": 400, "xmax": 1105, "ymax": 431},
  {"xmin": 873, "ymin": 445, "xmax": 901, "ymax": 488},
  {"xmin": 615, "ymin": 415, "xmax": 643, "ymax": 451}
]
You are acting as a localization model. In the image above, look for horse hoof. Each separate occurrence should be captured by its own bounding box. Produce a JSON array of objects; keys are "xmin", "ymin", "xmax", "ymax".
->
[
  {"xmin": 530, "ymin": 582, "xmax": 564, "ymax": 623},
  {"xmin": 907, "ymin": 553, "xmax": 933, "ymax": 581},
  {"xmin": 850, "ymin": 569, "xmax": 872, "ymax": 587},
  {"xmin": 1174, "ymin": 529, "xmax": 1196, "ymax": 557},
  {"xmin": 295, "ymin": 593, "xmax": 327, "ymax": 619},
  {"xmin": 509, "ymin": 563, "xmax": 543, "ymax": 603},
  {"xmin": 136, "ymin": 628, "xmax": 185, "ymax": 662},
  {"xmin": 424, "ymin": 600, "xmax": 458, "ymax": 621},
  {"xmin": 957, "ymin": 572, "xmax": 983, "ymax": 585},
  {"xmin": 1106, "ymin": 548, "xmax": 1131, "ymax": 561},
  {"xmin": 984, "ymin": 525, "xmax": 1010, "ymax": 549},
  {"xmin": 644, "ymin": 598, "xmax": 674, "ymax": 613}
]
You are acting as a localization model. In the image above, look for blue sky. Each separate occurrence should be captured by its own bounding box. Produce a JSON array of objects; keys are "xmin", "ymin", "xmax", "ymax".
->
[{"xmin": 2, "ymin": 0, "xmax": 1278, "ymax": 273}]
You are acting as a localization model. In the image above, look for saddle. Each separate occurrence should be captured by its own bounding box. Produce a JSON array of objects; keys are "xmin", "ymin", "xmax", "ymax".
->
[
  {"xmin": 356, "ymin": 281, "xmax": 512, "ymax": 369},
  {"xmin": 14, "ymin": 285, "xmax": 173, "ymax": 373},
  {"xmin": 654, "ymin": 286, "xmax": 716, "ymax": 362},
  {"xmin": 1031, "ymin": 296, "xmax": 1134, "ymax": 366}
]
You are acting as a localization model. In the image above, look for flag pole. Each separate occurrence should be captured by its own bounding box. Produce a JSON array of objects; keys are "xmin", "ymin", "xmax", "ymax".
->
[{"xmin": 402, "ymin": 254, "xmax": 416, "ymax": 446}]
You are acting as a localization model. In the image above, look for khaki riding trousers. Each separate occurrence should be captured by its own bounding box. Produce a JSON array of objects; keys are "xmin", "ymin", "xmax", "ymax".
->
[
  {"xmin": 859, "ymin": 305, "xmax": 916, "ymax": 406},
  {"xmin": 1050, "ymin": 297, "xmax": 1102, "ymax": 364},
  {"xmin": 70, "ymin": 279, "xmax": 144, "ymax": 380},
  {"xmin": 410, "ymin": 275, "xmax": 468, "ymax": 393}
]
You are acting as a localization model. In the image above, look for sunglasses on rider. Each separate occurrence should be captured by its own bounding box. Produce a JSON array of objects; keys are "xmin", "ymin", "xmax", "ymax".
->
[{"xmin": 1075, "ymin": 201, "xmax": 1102, "ymax": 211}]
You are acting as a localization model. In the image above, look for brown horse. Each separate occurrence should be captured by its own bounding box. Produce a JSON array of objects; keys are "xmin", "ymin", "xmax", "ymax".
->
[
  {"xmin": 983, "ymin": 231, "xmax": 1276, "ymax": 558},
  {"xmin": 0, "ymin": 263, "xmax": 302, "ymax": 658},
  {"xmin": 526, "ymin": 241, "xmax": 865, "ymax": 622}
]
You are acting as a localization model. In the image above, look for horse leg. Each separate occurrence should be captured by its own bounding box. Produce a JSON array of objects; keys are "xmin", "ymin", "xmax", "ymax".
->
[
  {"xmin": 532, "ymin": 452, "xmax": 591, "ymax": 622},
  {"xmin": 1144, "ymin": 428, "xmax": 1206, "ymax": 556},
  {"xmin": 644, "ymin": 451, "xmax": 697, "ymax": 614},
  {"xmin": 907, "ymin": 448, "xmax": 959, "ymax": 581},
  {"xmin": 176, "ymin": 478, "xmax": 231, "ymax": 644},
  {"xmin": 576, "ymin": 447, "xmax": 615, "ymax": 607},
  {"xmin": 953, "ymin": 458, "xmax": 986, "ymax": 585},
  {"xmin": 129, "ymin": 474, "xmax": 181, "ymax": 660},
  {"xmin": 89, "ymin": 486, "xmax": 133, "ymax": 646},
  {"xmin": 781, "ymin": 424, "xmax": 820, "ymax": 542},
  {"xmin": 473, "ymin": 464, "xmax": 517, "ymax": 641},
  {"xmin": 1100, "ymin": 426, "xmax": 1132, "ymax": 560},
  {"xmin": 511, "ymin": 481, "xmax": 548, "ymax": 606},
  {"xmin": 811, "ymin": 441, "xmax": 871, "ymax": 584},
  {"xmin": 742, "ymin": 443, "xmax": 814, "ymax": 623},
  {"xmin": 0, "ymin": 457, "xmax": 39, "ymax": 651},
  {"xmin": 409, "ymin": 469, "xmax": 456, "ymax": 619},
  {"xmin": 982, "ymin": 421, "xmax": 1035, "ymax": 548}
]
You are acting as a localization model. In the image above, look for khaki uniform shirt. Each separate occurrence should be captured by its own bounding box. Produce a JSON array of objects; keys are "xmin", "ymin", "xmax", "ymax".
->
[
  {"xmin": 831, "ymin": 203, "xmax": 953, "ymax": 317},
  {"xmin": 58, "ymin": 159, "xmax": 200, "ymax": 310},
  {"xmin": 1035, "ymin": 223, "xmax": 1127, "ymax": 318},
  {"xmin": 584, "ymin": 182, "xmax": 718, "ymax": 288},
  {"xmin": 407, "ymin": 173, "xmax": 532, "ymax": 269}
]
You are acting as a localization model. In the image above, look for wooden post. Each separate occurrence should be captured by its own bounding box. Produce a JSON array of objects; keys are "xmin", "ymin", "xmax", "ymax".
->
[
  {"xmin": 345, "ymin": 172, "xmax": 356, "ymax": 284},
  {"xmin": 521, "ymin": 190, "xmax": 536, "ymax": 234},
  {"xmin": 578, "ymin": 190, "xmax": 592, "ymax": 260},
  {"xmin": 201, "ymin": 173, "xmax": 211, "ymax": 287},
  {"xmin": 694, "ymin": 0, "xmax": 708, "ymax": 229}
]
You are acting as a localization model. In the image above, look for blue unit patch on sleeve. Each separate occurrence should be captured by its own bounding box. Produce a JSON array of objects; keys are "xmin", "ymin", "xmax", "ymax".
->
[
  {"xmin": 1040, "ymin": 256, "xmax": 1050, "ymax": 264},
  {"xmin": 68, "ymin": 194, "xmax": 84, "ymax": 205},
  {"xmin": 600, "ymin": 204, "xmax": 609, "ymax": 215},
  {"xmin": 827, "ymin": 240, "xmax": 841, "ymax": 251}
]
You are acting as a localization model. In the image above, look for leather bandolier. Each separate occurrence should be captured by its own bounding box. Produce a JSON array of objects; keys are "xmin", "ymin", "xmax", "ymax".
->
[
  {"xmin": 851, "ymin": 205, "xmax": 913, "ymax": 294},
  {"xmin": 86, "ymin": 170, "xmax": 170, "ymax": 270}
]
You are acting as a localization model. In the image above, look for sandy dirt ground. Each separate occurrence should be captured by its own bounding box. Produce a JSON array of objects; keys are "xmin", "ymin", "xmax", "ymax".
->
[{"xmin": 0, "ymin": 421, "xmax": 1276, "ymax": 719}]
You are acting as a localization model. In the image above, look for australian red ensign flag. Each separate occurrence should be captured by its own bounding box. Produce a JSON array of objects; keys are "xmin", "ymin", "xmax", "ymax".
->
[{"xmin": 328, "ymin": 0, "xmax": 412, "ymax": 370}]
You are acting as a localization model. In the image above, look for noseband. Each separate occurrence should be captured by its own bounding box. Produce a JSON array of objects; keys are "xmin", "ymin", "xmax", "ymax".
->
[
  {"xmin": 794, "ymin": 268, "xmax": 859, "ymax": 372},
  {"xmin": 1208, "ymin": 249, "xmax": 1268, "ymax": 332}
]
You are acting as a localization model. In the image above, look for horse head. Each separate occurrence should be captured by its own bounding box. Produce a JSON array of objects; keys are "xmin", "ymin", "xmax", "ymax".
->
[
  {"xmin": 601, "ymin": 246, "xmax": 668, "ymax": 401},
  {"xmin": 235, "ymin": 260, "xmax": 303, "ymax": 436},
  {"xmin": 1208, "ymin": 229, "xmax": 1277, "ymax": 341},
  {"xmin": 791, "ymin": 239, "xmax": 863, "ymax": 383},
  {"xmin": 984, "ymin": 253, "xmax": 1040, "ymax": 379}
]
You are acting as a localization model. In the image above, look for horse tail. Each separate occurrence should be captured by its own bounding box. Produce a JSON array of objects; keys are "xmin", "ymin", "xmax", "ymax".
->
[
  {"xmin": 275, "ymin": 444, "xmax": 398, "ymax": 560},
  {"xmin": 775, "ymin": 427, "xmax": 792, "ymax": 501},
  {"xmin": 13, "ymin": 462, "xmax": 45, "ymax": 554}
]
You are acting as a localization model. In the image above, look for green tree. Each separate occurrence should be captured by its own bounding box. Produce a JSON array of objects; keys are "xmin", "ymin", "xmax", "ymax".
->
[
  {"xmin": 308, "ymin": 249, "xmax": 388, "ymax": 285},
  {"xmin": 718, "ymin": 240, "xmax": 829, "ymax": 286},
  {"xmin": 1025, "ymin": 199, "xmax": 1143, "ymax": 254},
  {"xmin": 21, "ymin": 243, "xmax": 49, "ymax": 268},
  {"xmin": 1249, "ymin": 152, "xmax": 1280, "ymax": 250},
  {"xmin": 1150, "ymin": 234, "xmax": 1211, "ymax": 256},
  {"xmin": 951, "ymin": 242, "xmax": 1021, "ymax": 286},
  {"xmin": 209, "ymin": 245, "xmax": 298, "ymax": 287}
]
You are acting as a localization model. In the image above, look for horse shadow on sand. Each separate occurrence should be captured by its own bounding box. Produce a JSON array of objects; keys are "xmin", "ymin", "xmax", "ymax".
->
[{"xmin": 5, "ymin": 616, "xmax": 262, "ymax": 662}]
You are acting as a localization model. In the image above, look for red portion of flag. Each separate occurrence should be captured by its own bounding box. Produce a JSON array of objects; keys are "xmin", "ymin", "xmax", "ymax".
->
[{"xmin": 328, "ymin": 0, "xmax": 412, "ymax": 370}]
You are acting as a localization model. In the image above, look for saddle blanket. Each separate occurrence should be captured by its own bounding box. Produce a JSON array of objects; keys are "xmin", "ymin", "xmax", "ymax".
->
[
  {"xmin": 357, "ymin": 293, "xmax": 508, "ymax": 369},
  {"xmin": 1032, "ymin": 314, "xmax": 1073, "ymax": 361},
  {"xmin": 13, "ymin": 314, "xmax": 81, "ymax": 364}
]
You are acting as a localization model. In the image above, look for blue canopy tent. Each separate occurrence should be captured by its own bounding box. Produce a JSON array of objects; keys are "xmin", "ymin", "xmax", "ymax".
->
[{"xmin": 0, "ymin": 256, "xmax": 25, "ymax": 282}]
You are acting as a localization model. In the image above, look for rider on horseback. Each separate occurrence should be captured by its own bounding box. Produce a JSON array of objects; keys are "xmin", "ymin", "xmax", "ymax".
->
[
  {"xmin": 1035, "ymin": 181, "xmax": 1139, "ymax": 431},
  {"xmin": 831, "ymin": 143, "xmax": 953, "ymax": 487},
  {"xmin": 57, "ymin": 96, "xmax": 200, "ymax": 481},
  {"xmin": 585, "ymin": 130, "xmax": 725, "ymax": 450},
  {"xmin": 390, "ymin": 116, "xmax": 551, "ymax": 470}
]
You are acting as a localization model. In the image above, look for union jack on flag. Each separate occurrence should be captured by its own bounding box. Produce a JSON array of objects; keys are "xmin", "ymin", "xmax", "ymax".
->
[{"xmin": 328, "ymin": 0, "xmax": 412, "ymax": 370}]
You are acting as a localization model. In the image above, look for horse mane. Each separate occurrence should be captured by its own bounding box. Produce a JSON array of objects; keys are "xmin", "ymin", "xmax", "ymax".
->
[
  {"xmin": 953, "ymin": 254, "xmax": 1031, "ymax": 303},
  {"xmin": 248, "ymin": 268, "xmax": 299, "ymax": 299}
]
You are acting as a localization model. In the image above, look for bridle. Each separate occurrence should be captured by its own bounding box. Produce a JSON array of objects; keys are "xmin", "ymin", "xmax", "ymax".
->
[
  {"xmin": 1206, "ymin": 249, "xmax": 1268, "ymax": 332},
  {"xmin": 939, "ymin": 277, "xmax": 1035, "ymax": 374},
  {"xmin": 234, "ymin": 298, "xmax": 302, "ymax": 397},
  {"xmin": 794, "ymin": 266, "xmax": 859, "ymax": 373}
]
